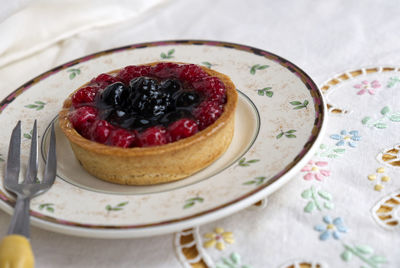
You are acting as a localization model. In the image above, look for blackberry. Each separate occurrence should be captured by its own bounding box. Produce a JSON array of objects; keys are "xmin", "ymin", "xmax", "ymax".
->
[
  {"xmin": 129, "ymin": 77, "xmax": 158, "ymax": 94},
  {"xmin": 160, "ymin": 79, "xmax": 181, "ymax": 95},
  {"xmin": 100, "ymin": 82, "xmax": 130, "ymax": 108},
  {"xmin": 176, "ymin": 91, "xmax": 200, "ymax": 108}
]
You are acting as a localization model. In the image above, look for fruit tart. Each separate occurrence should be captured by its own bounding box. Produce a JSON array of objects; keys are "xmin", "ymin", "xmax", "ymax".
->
[{"xmin": 59, "ymin": 62, "xmax": 238, "ymax": 185}]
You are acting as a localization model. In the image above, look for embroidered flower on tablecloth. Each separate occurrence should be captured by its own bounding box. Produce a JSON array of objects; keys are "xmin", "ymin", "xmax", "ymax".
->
[
  {"xmin": 330, "ymin": 130, "xmax": 361, "ymax": 147},
  {"xmin": 203, "ymin": 227, "xmax": 234, "ymax": 250},
  {"xmin": 354, "ymin": 80, "xmax": 381, "ymax": 95},
  {"xmin": 314, "ymin": 216, "xmax": 348, "ymax": 241},
  {"xmin": 368, "ymin": 167, "xmax": 391, "ymax": 191},
  {"xmin": 301, "ymin": 160, "xmax": 331, "ymax": 181}
]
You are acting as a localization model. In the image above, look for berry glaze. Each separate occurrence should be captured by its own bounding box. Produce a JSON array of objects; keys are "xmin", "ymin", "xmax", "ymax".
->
[{"xmin": 68, "ymin": 63, "xmax": 227, "ymax": 147}]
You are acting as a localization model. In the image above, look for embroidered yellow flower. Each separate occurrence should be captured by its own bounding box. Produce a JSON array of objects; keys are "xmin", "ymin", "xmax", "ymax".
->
[
  {"xmin": 203, "ymin": 227, "xmax": 234, "ymax": 250},
  {"xmin": 368, "ymin": 167, "xmax": 391, "ymax": 191}
]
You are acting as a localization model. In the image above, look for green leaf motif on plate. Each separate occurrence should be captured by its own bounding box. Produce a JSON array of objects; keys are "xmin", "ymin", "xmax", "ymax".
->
[
  {"xmin": 67, "ymin": 68, "xmax": 81, "ymax": 80},
  {"xmin": 238, "ymin": 157, "xmax": 260, "ymax": 167},
  {"xmin": 183, "ymin": 197, "xmax": 204, "ymax": 209},
  {"xmin": 290, "ymin": 99, "xmax": 309, "ymax": 110},
  {"xmin": 24, "ymin": 101, "xmax": 46, "ymax": 111},
  {"xmin": 160, "ymin": 49, "xmax": 175, "ymax": 59},
  {"xmin": 23, "ymin": 130, "xmax": 33, "ymax": 139},
  {"xmin": 106, "ymin": 201, "xmax": 129, "ymax": 211},
  {"xmin": 256, "ymin": 87, "xmax": 273, "ymax": 97},
  {"xmin": 243, "ymin": 176, "xmax": 267, "ymax": 186},
  {"xmin": 276, "ymin": 129, "xmax": 297, "ymax": 139},
  {"xmin": 250, "ymin": 64, "xmax": 269, "ymax": 75},
  {"xmin": 201, "ymin": 61, "xmax": 213, "ymax": 69},
  {"xmin": 39, "ymin": 203, "xmax": 55, "ymax": 213}
]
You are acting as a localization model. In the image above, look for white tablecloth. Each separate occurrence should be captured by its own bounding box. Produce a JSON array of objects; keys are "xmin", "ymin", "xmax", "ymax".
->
[{"xmin": 0, "ymin": 0, "xmax": 399, "ymax": 267}]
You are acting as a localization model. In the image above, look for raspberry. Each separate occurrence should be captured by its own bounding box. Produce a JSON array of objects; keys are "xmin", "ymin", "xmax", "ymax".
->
[
  {"xmin": 91, "ymin": 120, "xmax": 113, "ymax": 143},
  {"xmin": 150, "ymin": 62, "xmax": 180, "ymax": 79},
  {"xmin": 168, "ymin": 118, "xmax": 199, "ymax": 141},
  {"xmin": 192, "ymin": 76, "xmax": 226, "ymax": 103},
  {"xmin": 193, "ymin": 101, "xmax": 223, "ymax": 130},
  {"xmin": 136, "ymin": 126, "xmax": 170, "ymax": 147},
  {"xmin": 109, "ymin": 128, "xmax": 136, "ymax": 148},
  {"xmin": 116, "ymin": 65, "xmax": 151, "ymax": 84},
  {"xmin": 71, "ymin": 86, "xmax": 99, "ymax": 108},
  {"xmin": 68, "ymin": 106, "xmax": 98, "ymax": 136},
  {"xmin": 90, "ymin": 73, "xmax": 118, "ymax": 88},
  {"xmin": 179, "ymin": 64, "xmax": 207, "ymax": 83}
]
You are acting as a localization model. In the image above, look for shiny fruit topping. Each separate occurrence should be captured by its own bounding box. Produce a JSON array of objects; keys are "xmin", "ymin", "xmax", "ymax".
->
[
  {"xmin": 136, "ymin": 126, "xmax": 170, "ymax": 147},
  {"xmin": 116, "ymin": 65, "xmax": 151, "ymax": 84},
  {"xmin": 168, "ymin": 118, "xmax": 199, "ymax": 141},
  {"xmin": 69, "ymin": 63, "xmax": 227, "ymax": 147},
  {"xmin": 193, "ymin": 100, "xmax": 223, "ymax": 130},
  {"xmin": 90, "ymin": 73, "xmax": 118, "ymax": 88},
  {"xmin": 71, "ymin": 86, "xmax": 99, "ymax": 108},
  {"xmin": 193, "ymin": 76, "xmax": 226, "ymax": 103},
  {"xmin": 179, "ymin": 64, "xmax": 208, "ymax": 83},
  {"xmin": 109, "ymin": 128, "xmax": 136, "ymax": 148}
]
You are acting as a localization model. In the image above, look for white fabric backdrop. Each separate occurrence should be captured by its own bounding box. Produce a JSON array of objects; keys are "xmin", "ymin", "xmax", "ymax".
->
[{"xmin": 0, "ymin": 0, "xmax": 399, "ymax": 267}]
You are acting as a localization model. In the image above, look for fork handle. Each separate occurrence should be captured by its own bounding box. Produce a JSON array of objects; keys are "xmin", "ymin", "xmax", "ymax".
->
[
  {"xmin": 7, "ymin": 197, "xmax": 30, "ymax": 238},
  {"xmin": 0, "ymin": 235, "xmax": 34, "ymax": 268},
  {"xmin": 0, "ymin": 197, "xmax": 34, "ymax": 268}
]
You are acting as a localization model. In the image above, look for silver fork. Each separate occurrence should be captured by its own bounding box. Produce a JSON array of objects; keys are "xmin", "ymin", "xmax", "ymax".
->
[{"xmin": 0, "ymin": 120, "xmax": 56, "ymax": 268}]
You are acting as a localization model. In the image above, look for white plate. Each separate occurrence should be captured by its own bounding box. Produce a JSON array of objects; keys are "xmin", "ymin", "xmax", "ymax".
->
[{"xmin": 0, "ymin": 40, "xmax": 326, "ymax": 238}]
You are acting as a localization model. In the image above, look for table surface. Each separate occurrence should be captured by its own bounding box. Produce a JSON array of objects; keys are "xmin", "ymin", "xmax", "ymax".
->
[{"xmin": 0, "ymin": 0, "xmax": 399, "ymax": 267}]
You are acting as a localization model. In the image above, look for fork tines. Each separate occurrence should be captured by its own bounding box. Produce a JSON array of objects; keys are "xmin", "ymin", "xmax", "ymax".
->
[{"xmin": 5, "ymin": 120, "xmax": 56, "ymax": 187}]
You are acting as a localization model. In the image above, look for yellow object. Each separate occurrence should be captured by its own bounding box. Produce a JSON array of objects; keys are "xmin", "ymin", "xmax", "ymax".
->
[
  {"xmin": 376, "ymin": 167, "xmax": 385, "ymax": 173},
  {"xmin": 381, "ymin": 176, "xmax": 391, "ymax": 182},
  {"xmin": 215, "ymin": 241, "xmax": 225, "ymax": 250},
  {"xmin": 374, "ymin": 184, "xmax": 384, "ymax": 191},
  {"xmin": 368, "ymin": 174, "xmax": 377, "ymax": 181},
  {"xmin": 0, "ymin": 235, "xmax": 34, "ymax": 268},
  {"xmin": 326, "ymin": 224, "xmax": 335, "ymax": 230}
]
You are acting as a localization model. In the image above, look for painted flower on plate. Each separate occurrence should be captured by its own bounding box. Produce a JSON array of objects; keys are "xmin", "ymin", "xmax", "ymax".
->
[
  {"xmin": 354, "ymin": 80, "xmax": 381, "ymax": 95},
  {"xmin": 314, "ymin": 216, "xmax": 348, "ymax": 241},
  {"xmin": 301, "ymin": 160, "xmax": 331, "ymax": 181},
  {"xmin": 330, "ymin": 130, "xmax": 361, "ymax": 147},
  {"xmin": 203, "ymin": 227, "xmax": 234, "ymax": 250}
]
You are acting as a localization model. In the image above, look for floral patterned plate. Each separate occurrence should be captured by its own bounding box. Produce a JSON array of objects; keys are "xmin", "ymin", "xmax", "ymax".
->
[{"xmin": 0, "ymin": 40, "xmax": 326, "ymax": 238}]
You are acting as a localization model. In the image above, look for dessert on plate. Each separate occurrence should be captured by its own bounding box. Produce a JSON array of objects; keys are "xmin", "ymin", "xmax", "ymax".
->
[{"xmin": 59, "ymin": 62, "xmax": 238, "ymax": 185}]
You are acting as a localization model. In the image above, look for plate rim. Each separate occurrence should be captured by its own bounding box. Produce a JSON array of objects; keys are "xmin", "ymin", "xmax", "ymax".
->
[{"xmin": 0, "ymin": 39, "xmax": 327, "ymax": 238}]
